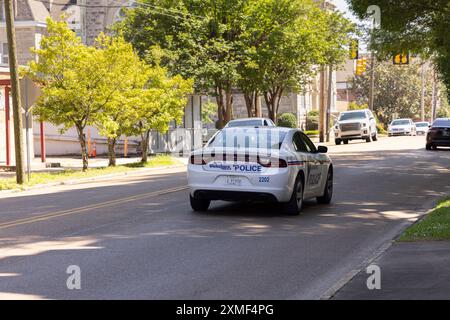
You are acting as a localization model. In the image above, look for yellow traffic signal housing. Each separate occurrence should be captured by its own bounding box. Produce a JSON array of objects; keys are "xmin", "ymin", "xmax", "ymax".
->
[
  {"xmin": 393, "ymin": 52, "xmax": 410, "ymax": 65},
  {"xmin": 349, "ymin": 39, "xmax": 359, "ymax": 60},
  {"xmin": 355, "ymin": 57, "xmax": 368, "ymax": 76}
]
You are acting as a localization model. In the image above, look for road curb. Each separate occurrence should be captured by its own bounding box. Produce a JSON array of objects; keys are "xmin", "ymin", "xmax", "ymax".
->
[
  {"xmin": 0, "ymin": 164, "xmax": 186, "ymax": 196},
  {"xmin": 319, "ymin": 197, "xmax": 443, "ymax": 300}
]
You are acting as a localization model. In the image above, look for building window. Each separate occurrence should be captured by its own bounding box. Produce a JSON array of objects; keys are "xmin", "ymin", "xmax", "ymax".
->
[{"xmin": 1, "ymin": 43, "xmax": 9, "ymax": 65}]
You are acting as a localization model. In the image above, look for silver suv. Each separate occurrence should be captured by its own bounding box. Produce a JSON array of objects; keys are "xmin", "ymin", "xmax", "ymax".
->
[{"xmin": 334, "ymin": 109, "xmax": 378, "ymax": 145}]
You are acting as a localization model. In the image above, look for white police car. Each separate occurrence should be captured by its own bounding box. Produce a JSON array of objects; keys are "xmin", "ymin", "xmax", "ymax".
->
[{"xmin": 188, "ymin": 127, "xmax": 333, "ymax": 215}]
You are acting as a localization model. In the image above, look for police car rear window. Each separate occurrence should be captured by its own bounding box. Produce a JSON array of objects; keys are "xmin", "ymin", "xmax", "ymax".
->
[
  {"xmin": 208, "ymin": 129, "xmax": 287, "ymax": 150},
  {"xmin": 227, "ymin": 120, "xmax": 263, "ymax": 127}
]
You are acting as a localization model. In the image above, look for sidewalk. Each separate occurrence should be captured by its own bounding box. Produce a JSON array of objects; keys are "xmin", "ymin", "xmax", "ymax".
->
[
  {"xmin": 333, "ymin": 241, "xmax": 450, "ymax": 300},
  {"xmin": 0, "ymin": 155, "xmax": 188, "ymax": 178}
]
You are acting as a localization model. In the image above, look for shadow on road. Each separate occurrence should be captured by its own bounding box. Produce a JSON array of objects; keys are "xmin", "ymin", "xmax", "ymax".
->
[{"xmin": 0, "ymin": 147, "xmax": 448, "ymax": 299}]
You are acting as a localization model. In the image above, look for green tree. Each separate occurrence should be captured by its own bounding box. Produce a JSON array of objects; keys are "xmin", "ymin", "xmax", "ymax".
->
[
  {"xmin": 201, "ymin": 100, "xmax": 217, "ymax": 124},
  {"xmin": 242, "ymin": 1, "xmax": 353, "ymax": 123},
  {"xmin": 351, "ymin": 62, "xmax": 447, "ymax": 125},
  {"xmin": 347, "ymin": 0, "xmax": 450, "ymax": 100},
  {"xmin": 117, "ymin": 0, "xmax": 246, "ymax": 128},
  {"xmin": 124, "ymin": 66, "xmax": 193, "ymax": 163},
  {"xmin": 25, "ymin": 18, "xmax": 105, "ymax": 171},
  {"xmin": 93, "ymin": 34, "xmax": 150, "ymax": 166}
]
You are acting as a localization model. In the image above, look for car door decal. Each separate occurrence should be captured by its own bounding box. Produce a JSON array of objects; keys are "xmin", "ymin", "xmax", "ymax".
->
[{"xmin": 308, "ymin": 162, "xmax": 322, "ymax": 186}]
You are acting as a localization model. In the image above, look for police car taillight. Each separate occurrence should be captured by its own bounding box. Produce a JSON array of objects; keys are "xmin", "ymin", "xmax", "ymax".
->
[
  {"xmin": 190, "ymin": 154, "xmax": 206, "ymax": 165},
  {"xmin": 257, "ymin": 156, "xmax": 287, "ymax": 168}
]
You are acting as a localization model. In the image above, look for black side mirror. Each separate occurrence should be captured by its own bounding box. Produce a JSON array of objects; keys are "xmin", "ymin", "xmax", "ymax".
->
[{"xmin": 317, "ymin": 146, "xmax": 328, "ymax": 153}]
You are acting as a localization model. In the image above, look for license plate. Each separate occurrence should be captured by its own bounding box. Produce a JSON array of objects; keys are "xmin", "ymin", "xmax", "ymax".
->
[{"xmin": 226, "ymin": 176, "xmax": 242, "ymax": 186}]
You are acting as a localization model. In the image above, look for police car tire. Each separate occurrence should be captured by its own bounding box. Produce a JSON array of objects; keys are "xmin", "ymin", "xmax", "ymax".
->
[
  {"xmin": 343, "ymin": 140, "xmax": 349, "ymax": 144},
  {"xmin": 335, "ymin": 139, "xmax": 342, "ymax": 145},
  {"xmin": 283, "ymin": 176, "xmax": 304, "ymax": 216},
  {"xmin": 317, "ymin": 168, "xmax": 333, "ymax": 204},
  {"xmin": 190, "ymin": 195, "xmax": 210, "ymax": 212}
]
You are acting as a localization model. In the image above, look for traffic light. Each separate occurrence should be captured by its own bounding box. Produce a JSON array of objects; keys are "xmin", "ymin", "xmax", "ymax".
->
[
  {"xmin": 393, "ymin": 52, "xmax": 410, "ymax": 65},
  {"xmin": 349, "ymin": 39, "xmax": 359, "ymax": 60},
  {"xmin": 356, "ymin": 57, "xmax": 368, "ymax": 76}
]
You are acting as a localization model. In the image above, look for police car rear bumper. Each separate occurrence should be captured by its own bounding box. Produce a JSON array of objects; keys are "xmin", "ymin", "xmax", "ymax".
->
[
  {"xmin": 193, "ymin": 190, "xmax": 279, "ymax": 202},
  {"xmin": 187, "ymin": 165, "xmax": 293, "ymax": 202}
]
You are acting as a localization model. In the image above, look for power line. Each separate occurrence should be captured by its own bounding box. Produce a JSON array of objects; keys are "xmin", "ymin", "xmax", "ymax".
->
[
  {"xmin": 36, "ymin": 0, "xmax": 127, "ymax": 8},
  {"xmin": 36, "ymin": 0, "xmax": 206, "ymax": 20},
  {"xmin": 126, "ymin": 0, "xmax": 205, "ymax": 19}
]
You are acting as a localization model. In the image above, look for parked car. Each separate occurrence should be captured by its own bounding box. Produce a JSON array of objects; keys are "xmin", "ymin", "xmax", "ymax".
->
[
  {"xmin": 334, "ymin": 109, "xmax": 378, "ymax": 145},
  {"xmin": 415, "ymin": 121, "xmax": 430, "ymax": 135},
  {"xmin": 426, "ymin": 118, "xmax": 450, "ymax": 150},
  {"xmin": 225, "ymin": 118, "xmax": 276, "ymax": 128},
  {"xmin": 388, "ymin": 119, "xmax": 417, "ymax": 136},
  {"xmin": 188, "ymin": 127, "xmax": 333, "ymax": 215}
]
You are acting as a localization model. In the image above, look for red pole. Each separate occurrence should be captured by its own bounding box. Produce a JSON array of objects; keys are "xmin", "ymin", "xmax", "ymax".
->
[
  {"xmin": 40, "ymin": 121, "xmax": 46, "ymax": 163},
  {"xmin": 5, "ymin": 86, "xmax": 10, "ymax": 166}
]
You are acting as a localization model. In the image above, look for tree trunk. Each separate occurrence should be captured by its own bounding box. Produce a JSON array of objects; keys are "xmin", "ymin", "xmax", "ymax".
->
[
  {"xmin": 76, "ymin": 124, "xmax": 88, "ymax": 172},
  {"xmin": 264, "ymin": 91, "xmax": 277, "ymax": 123},
  {"xmin": 141, "ymin": 130, "xmax": 150, "ymax": 163},
  {"xmin": 215, "ymin": 86, "xmax": 225, "ymax": 129},
  {"xmin": 107, "ymin": 137, "xmax": 116, "ymax": 167},
  {"xmin": 255, "ymin": 93, "xmax": 262, "ymax": 117},
  {"xmin": 224, "ymin": 89, "xmax": 233, "ymax": 124},
  {"xmin": 274, "ymin": 90, "xmax": 283, "ymax": 125},
  {"xmin": 244, "ymin": 91, "xmax": 255, "ymax": 117}
]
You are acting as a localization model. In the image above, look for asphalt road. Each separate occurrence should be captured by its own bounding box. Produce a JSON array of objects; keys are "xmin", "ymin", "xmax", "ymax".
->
[{"xmin": 0, "ymin": 136, "xmax": 449, "ymax": 299}]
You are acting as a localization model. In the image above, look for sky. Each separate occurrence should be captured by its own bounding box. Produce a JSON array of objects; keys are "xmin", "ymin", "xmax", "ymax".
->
[{"xmin": 330, "ymin": 0, "xmax": 359, "ymax": 22}]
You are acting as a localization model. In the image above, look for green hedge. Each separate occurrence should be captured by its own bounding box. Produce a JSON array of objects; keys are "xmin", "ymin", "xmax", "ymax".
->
[{"xmin": 278, "ymin": 113, "xmax": 297, "ymax": 128}]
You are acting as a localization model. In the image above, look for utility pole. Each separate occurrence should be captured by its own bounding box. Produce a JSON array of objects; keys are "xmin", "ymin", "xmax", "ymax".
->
[
  {"xmin": 367, "ymin": 5, "xmax": 381, "ymax": 112},
  {"xmin": 5, "ymin": 0, "xmax": 25, "ymax": 184},
  {"xmin": 431, "ymin": 69, "xmax": 437, "ymax": 122},
  {"xmin": 368, "ymin": 55, "xmax": 375, "ymax": 111},
  {"xmin": 319, "ymin": 66, "xmax": 326, "ymax": 143},
  {"xmin": 326, "ymin": 65, "xmax": 333, "ymax": 142},
  {"xmin": 420, "ymin": 63, "xmax": 426, "ymax": 121}
]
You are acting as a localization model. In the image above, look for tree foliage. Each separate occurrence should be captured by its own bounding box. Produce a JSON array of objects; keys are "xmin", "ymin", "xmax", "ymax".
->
[
  {"xmin": 118, "ymin": 0, "xmax": 354, "ymax": 125},
  {"xmin": 278, "ymin": 113, "xmax": 298, "ymax": 128},
  {"xmin": 347, "ymin": 0, "xmax": 450, "ymax": 100},
  {"xmin": 25, "ymin": 17, "xmax": 192, "ymax": 168},
  {"xmin": 351, "ymin": 62, "xmax": 448, "ymax": 125}
]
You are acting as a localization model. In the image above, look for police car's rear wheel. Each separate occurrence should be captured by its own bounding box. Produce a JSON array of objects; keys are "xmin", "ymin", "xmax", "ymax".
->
[
  {"xmin": 190, "ymin": 195, "xmax": 210, "ymax": 211},
  {"xmin": 317, "ymin": 168, "xmax": 333, "ymax": 204},
  {"xmin": 283, "ymin": 177, "xmax": 303, "ymax": 216}
]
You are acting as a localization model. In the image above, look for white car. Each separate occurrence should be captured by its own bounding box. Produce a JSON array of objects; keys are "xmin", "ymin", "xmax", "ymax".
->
[
  {"xmin": 388, "ymin": 119, "xmax": 417, "ymax": 136},
  {"xmin": 187, "ymin": 127, "xmax": 333, "ymax": 215},
  {"xmin": 334, "ymin": 109, "xmax": 378, "ymax": 145},
  {"xmin": 225, "ymin": 117, "xmax": 276, "ymax": 128},
  {"xmin": 415, "ymin": 121, "xmax": 430, "ymax": 135}
]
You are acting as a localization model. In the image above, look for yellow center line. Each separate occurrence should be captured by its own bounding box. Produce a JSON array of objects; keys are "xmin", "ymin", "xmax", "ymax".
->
[{"xmin": 0, "ymin": 185, "xmax": 189, "ymax": 230}]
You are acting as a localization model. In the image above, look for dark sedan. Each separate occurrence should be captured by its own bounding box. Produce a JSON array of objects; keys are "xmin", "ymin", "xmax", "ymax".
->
[{"xmin": 426, "ymin": 118, "xmax": 450, "ymax": 150}]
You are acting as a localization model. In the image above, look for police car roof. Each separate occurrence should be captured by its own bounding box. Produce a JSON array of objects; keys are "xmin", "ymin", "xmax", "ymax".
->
[{"xmin": 221, "ymin": 126, "xmax": 293, "ymax": 133}]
